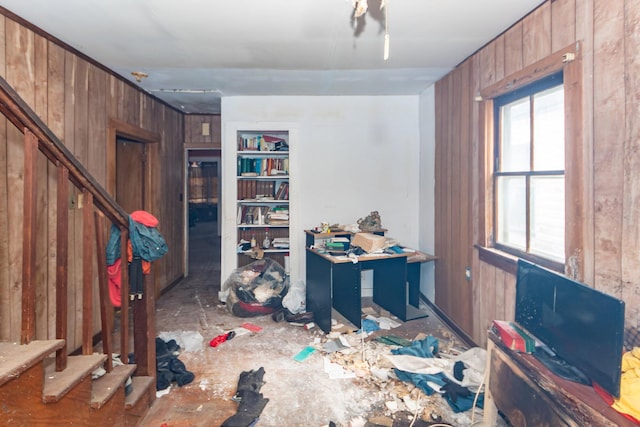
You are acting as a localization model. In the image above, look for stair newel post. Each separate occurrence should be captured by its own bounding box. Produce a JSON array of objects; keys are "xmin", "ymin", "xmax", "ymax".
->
[
  {"xmin": 133, "ymin": 269, "xmax": 156, "ymax": 377},
  {"xmin": 81, "ymin": 190, "xmax": 94, "ymax": 355},
  {"xmin": 120, "ymin": 226, "xmax": 130, "ymax": 361},
  {"xmin": 21, "ymin": 129, "xmax": 38, "ymax": 344},
  {"xmin": 94, "ymin": 212, "xmax": 113, "ymax": 372},
  {"xmin": 55, "ymin": 163, "xmax": 69, "ymax": 371}
]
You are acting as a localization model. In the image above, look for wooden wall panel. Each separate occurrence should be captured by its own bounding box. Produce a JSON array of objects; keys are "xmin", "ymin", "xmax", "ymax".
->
[
  {"xmin": 0, "ymin": 13, "xmax": 185, "ymax": 349},
  {"xmin": 435, "ymin": 0, "xmax": 640, "ymax": 344},
  {"xmin": 592, "ymin": 0, "xmax": 625, "ymax": 297},
  {"xmin": 0, "ymin": 15, "xmax": 8, "ymax": 340},
  {"xmin": 620, "ymin": 3, "xmax": 640, "ymax": 321},
  {"xmin": 184, "ymin": 114, "xmax": 221, "ymax": 147},
  {"xmin": 33, "ymin": 34, "xmax": 49, "ymax": 340}
]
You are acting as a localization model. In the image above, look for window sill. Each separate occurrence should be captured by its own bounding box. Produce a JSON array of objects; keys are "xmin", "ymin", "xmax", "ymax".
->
[{"xmin": 475, "ymin": 245, "xmax": 518, "ymax": 276}]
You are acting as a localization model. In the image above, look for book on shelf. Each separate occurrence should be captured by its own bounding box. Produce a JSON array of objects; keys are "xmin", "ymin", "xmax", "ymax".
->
[{"xmin": 272, "ymin": 237, "xmax": 290, "ymax": 248}]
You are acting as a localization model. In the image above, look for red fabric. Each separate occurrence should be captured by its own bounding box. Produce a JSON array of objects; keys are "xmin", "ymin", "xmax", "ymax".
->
[
  {"xmin": 130, "ymin": 210, "xmax": 159, "ymax": 228},
  {"xmin": 593, "ymin": 382, "xmax": 640, "ymax": 425},
  {"xmin": 107, "ymin": 258, "xmax": 122, "ymax": 308},
  {"xmin": 127, "ymin": 240, "xmax": 151, "ymax": 274}
]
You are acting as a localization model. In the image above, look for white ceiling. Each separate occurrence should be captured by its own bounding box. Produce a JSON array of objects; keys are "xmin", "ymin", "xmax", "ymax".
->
[{"xmin": 0, "ymin": 0, "xmax": 544, "ymax": 114}]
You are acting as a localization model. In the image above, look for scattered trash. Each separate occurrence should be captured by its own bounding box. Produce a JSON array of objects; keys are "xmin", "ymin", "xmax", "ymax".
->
[
  {"xmin": 324, "ymin": 357, "xmax": 357, "ymax": 379},
  {"xmin": 240, "ymin": 322, "xmax": 263, "ymax": 333},
  {"xmin": 158, "ymin": 330, "xmax": 204, "ymax": 353},
  {"xmin": 209, "ymin": 330, "xmax": 236, "ymax": 347},
  {"xmin": 293, "ymin": 346, "xmax": 316, "ymax": 362},
  {"xmin": 282, "ymin": 279, "xmax": 306, "ymax": 314}
]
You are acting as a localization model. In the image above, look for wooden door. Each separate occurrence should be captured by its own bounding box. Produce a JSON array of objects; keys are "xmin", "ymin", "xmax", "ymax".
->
[{"xmin": 115, "ymin": 137, "xmax": 145, "ymax": 212}]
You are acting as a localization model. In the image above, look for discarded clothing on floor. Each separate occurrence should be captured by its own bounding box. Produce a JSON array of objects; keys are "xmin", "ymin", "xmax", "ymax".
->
[
  {"xmin": 224, "ymin": 258, "xmax": 289, "ymax": 317},
  {"xmin": 155, "ymin": 337, "xmax": 195, "ymax": 390},
  {"xmin": 386, "ymin": 336, "xmax": 486, "ymax": 413},
  {"xmin": 210, "ymin": 330, "xmax": 236, "ymax": 347},
  {"xmin": 222, "ymin": 367, "xmax": 269, "ymax": 427}
]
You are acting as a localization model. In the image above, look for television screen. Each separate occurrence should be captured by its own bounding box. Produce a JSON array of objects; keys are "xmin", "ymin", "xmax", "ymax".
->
[{"xmin": 515, "ymin": 259, "xmax": 625, "ymax": 397}]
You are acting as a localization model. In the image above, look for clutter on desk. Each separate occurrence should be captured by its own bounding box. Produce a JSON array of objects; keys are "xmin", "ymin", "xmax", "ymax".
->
[
  {"xmin": 357, "ymin": 210, "xmax": 383, "ymax": 232},
  {"xmin": 224, "ymin": 258, "xmax": 289, "ymax": 317}
]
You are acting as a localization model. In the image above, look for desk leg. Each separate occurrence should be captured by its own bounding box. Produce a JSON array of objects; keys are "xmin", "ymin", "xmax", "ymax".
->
[
  {"xmin": 332, "ymin": 262, "xmax": 361, "ymax": 329},
  {"xmin": 370, "ymin": 257, "xmax": 407, "ymax": 321},
  {"xmin": 484, "ymin": 338, "xmax": 498, "ymax": 426},
  {"xmin": 306, "ymin": 251, "xmax": 333, "ymax": 333},
  {"xmin": 406, "ymin": 262, "xmax": 421, "ymax": 307}
]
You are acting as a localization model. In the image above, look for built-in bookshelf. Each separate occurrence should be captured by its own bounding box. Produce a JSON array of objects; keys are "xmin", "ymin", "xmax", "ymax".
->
[{"xmin": 236, "ymin": 130, "xmax": 290, "ymax": 271}]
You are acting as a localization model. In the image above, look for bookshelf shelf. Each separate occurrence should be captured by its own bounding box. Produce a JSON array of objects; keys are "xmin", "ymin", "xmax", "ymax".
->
[{"xmin": 236, "ymin": 130, "xmax": 290, "ymax": 271}]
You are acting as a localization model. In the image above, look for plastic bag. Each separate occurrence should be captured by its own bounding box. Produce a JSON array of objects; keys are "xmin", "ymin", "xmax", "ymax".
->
[
  {"xmin": 224, "ymin": 258, "xmax": 289, "ymax": 317},
  {"xmin": 282, "ymin": 279, "xmax": 306, "ymax": 314}
]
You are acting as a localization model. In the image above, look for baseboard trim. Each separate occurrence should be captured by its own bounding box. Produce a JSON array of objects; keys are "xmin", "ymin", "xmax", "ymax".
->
[{"xmin": 419, "ymin": 293, "xmax": 477, "ymax": 348}]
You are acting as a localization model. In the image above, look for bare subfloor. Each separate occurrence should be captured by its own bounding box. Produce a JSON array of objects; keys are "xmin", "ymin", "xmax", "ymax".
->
[{"xmin": 138, "ymin": 221, "xmax": 499, "ymax": 427}]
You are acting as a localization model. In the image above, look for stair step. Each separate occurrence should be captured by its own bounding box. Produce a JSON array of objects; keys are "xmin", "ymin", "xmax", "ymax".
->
[
  {"xmin": 125, "ymin": 376, "xmax": 155, "ymax": 410},
  {"xmin": 91, "ymin": 363, "xmax": 137, "ymax": 409},
  {"xmin": 42, "ymin": 353, "xmax": 107, "ymax": 403},
  {"xmin": 0, "ymin": 339, "xmax": 65, "ymax": 387}
]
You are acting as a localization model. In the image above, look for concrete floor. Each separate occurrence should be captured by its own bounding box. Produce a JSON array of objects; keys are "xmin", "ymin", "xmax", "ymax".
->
[{"xmin": 138, "ymin": 220, "xmax": 497, "ymax": 427}]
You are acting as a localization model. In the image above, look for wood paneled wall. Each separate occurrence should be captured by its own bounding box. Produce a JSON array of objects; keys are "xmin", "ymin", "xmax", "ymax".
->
[
  {"xmin": 0, "ymin": 13, "xmax": 185, "ymax": 348},
  {"xmin": 184, "ymin": 114, "xmax": 221, "ymax": 147},
  {"xmin": 434, "ymin": 0, "xmax": 640, "ymax": 346}
]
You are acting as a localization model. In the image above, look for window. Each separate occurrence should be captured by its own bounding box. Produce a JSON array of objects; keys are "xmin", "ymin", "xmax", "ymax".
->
[{"xmin": 493, "ymin": 73, "xmax": 565, "ymax": 264}]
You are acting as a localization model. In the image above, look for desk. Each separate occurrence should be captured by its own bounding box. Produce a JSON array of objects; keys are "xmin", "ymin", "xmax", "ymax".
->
[
  {"xmin": 485, "ymin": 330, "xmax": 635, "ymax": 427},
  {"xmin": 306, "ymin": 248, "xmax": 436, "ymax": 333}
]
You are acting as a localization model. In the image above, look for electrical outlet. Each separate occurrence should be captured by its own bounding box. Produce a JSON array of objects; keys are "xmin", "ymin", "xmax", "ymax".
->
[
  {"xmin": 465, "ymin": 266, "xmax": 472, "ymax": 281},
  {"xmin": 77, "ymin": 194, "xmax": 84, "ymax": 209}
]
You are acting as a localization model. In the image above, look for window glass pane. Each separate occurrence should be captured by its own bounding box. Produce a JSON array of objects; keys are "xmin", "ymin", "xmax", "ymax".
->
[
  {"xmin": 497, "ymin": 176, "xmax": 526, "ymax": 250},
  {"xmin": 533, "ymin": 85, "xmax": 564, "ymax": 171},
  {"xmin": 500, "ymin": 98, "xmax": 530, "ymax": 172},
  {"xmin": 530, "ymin": 176, "xmax": 565, "ymax": 261}
]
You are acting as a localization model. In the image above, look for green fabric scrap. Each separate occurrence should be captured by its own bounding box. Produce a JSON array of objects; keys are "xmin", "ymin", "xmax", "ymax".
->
[{"xmin": 375, "ymin": 335, "xmax": 412, "ymax": 347}]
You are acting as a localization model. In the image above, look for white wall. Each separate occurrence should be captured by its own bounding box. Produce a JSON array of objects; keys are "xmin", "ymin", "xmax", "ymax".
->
[
  {"xmin": 220, "ymin": 96, "xmax": 422, "ymax": 290},
  {"xmin": 418, "ymin": 86, "xmax": 436, "ymax": 301}
]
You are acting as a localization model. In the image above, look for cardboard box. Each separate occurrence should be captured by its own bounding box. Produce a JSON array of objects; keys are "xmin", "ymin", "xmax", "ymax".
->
[
  {"xmin": 492, "ymin": 320, "xmax": 528, "ymax": 353},
  {"xmin": 351, "ymin": 232, "xmax": 387, "ymax": 253}
]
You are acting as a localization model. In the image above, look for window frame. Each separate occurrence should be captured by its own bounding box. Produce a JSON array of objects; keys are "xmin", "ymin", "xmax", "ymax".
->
[{"xmin": 492, "ymin": 72, "xmax": 565, "ymax": 271}]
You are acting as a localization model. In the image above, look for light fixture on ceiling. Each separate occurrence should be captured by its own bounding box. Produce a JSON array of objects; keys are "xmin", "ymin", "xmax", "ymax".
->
[
  {"xmin": 131, "ymin": 71, "xmax": 148, "ymax": 83},
  {"xmin": 351, "ymin": 0, "xmax": 389, "ymax": 61}
]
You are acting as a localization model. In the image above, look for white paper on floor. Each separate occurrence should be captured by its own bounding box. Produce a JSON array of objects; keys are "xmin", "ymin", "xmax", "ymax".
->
[
  {"xmin": 323, "ymin": 356, "xmax": 356, "ymax": 379},
  {"xmin": 158, "ymin": 330, "xmax": 204, "ymax": 352}
]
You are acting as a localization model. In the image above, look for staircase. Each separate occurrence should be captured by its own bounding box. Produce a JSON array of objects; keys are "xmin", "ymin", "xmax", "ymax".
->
[{"xmin": 0, "ymin": 74, "xmax": 157, "ymax": 424}]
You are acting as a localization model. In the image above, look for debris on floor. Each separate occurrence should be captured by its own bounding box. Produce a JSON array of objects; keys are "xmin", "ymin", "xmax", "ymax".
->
[{"xmin": 221, "ymin": 367, "xmax": 269, "ymax": 427}]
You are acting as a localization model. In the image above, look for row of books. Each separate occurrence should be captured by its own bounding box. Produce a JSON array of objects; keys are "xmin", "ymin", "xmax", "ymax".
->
[
  {"xmin": 238, "ymin": 181, "xmax": 289, "ymax": 201},
  {"xmin": 238, "ymin": 157, "xmax": 289, "ymax": 177},
  {"xmin": 238, "ymin": 134, "xmax": 288, "ymax": 152}
]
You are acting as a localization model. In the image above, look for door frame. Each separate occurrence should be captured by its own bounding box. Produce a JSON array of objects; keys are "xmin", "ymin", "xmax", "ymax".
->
[{"xmin": 106, "ymin": 118, "xmax": 160, "ymax": 212}]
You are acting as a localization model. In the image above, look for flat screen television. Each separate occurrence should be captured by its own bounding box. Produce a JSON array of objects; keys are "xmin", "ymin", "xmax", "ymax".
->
[{"xmin": 515, "ymin": 259, "xmax": 625, "ymax": 397}]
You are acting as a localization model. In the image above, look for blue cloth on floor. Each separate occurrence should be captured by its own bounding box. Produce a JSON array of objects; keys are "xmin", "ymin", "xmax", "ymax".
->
[
  {"xmin": 391, "ymin": 335, "xmax": 439, "ymax": 358},
  {"xmin": 391, "ymin": 336, "xmax": 484, "ymax": 413},
  {"xmin": 360, "ymin": 318, "xmax": 380, "ymax": 333},
  {"xmin": 395, "ymin": 369, "xmax": 484, "ymax": 413}
]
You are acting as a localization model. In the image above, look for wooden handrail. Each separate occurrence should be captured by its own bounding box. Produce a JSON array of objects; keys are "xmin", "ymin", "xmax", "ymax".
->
[{"xmin": 0, "ymin": 75, "xmax": 128, "ymax": 227}]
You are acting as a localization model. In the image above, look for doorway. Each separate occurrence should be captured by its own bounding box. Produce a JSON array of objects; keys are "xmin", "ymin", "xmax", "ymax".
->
[
  {"xmin": 107, "ymin": 119, "xmax": 160, "ymax": 214},
  {"xmin": 183, "ymin": 148, "xmax": 221, "ymax": 278}
]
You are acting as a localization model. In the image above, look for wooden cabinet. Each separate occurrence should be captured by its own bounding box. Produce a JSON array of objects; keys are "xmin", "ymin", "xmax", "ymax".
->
[
  {"xmin": 235, "ymin": 131, "xmax": 290, "ymax": 271},
  {"xmin": 485, "ymin": 331, "xmax": 635, "ymax": 427}
]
